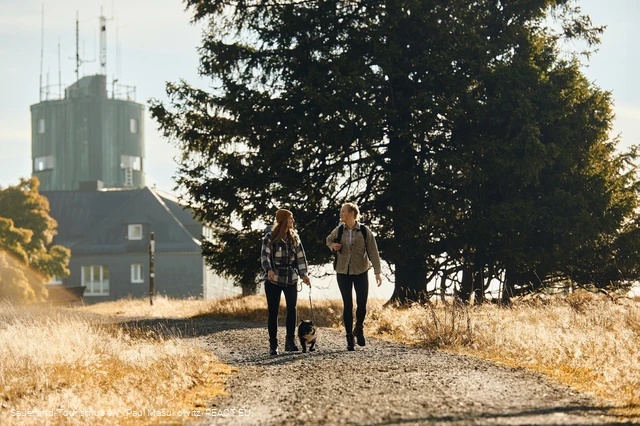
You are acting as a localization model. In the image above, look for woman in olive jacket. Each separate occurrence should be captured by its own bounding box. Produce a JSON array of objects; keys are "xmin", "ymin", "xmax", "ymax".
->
[{"xmin": 326, "ymin": 202, "xmax": 382, "ymax": 351}]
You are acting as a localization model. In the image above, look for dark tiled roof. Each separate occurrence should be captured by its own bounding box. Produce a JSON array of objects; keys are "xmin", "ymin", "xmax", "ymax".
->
[{"xmin": 42, "ymin": 187, "xmax": 202, "ymax": 254}]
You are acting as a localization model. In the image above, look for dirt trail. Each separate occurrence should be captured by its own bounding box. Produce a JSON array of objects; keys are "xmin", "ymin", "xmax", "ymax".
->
[{"xmin": 145, "ymin": 317, "xmax": 630, "ymax": 426}]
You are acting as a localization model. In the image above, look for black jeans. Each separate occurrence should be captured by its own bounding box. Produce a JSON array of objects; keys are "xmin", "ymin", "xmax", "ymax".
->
[
  {"xmin": 264, "ymin": 280, "xmax": 298, "ymax": 341},
  {"xmin": 337, "ymin": 272, "xmax": 369, "ymax": 334}
]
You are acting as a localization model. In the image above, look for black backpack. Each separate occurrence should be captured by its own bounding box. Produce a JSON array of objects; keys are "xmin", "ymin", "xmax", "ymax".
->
[{"xmin": 333, "ymin": 223, "xmax": 368, "ymax": 270}]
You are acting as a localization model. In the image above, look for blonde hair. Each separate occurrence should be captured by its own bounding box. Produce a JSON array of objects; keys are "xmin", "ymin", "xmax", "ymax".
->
[{"xmin": 342, "ymin": 202, "xmax": 361, "ymax": 221}]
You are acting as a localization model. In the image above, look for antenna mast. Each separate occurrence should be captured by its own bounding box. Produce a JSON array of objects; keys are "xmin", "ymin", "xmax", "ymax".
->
[
  {"xmin": 39, "ymin": 4, "xmax": 44, "ymax": 102},
  {"xmin": 58, "ymin": 38, "xmax": 62, "ymax": 98},
  {"xmin": 113, "ymin": 22, "xmax": 120, "ymax": 98},
  {"xmin": 75, "ymin": 11, "xmax": 80, "ymax": 82},
  {"xmin": 100, "ymin": 7, "xmax": 107, "ymax": 75},
  {"xmin": 101, "ymin": 5, "xmax": 116, "ymax": 95}
]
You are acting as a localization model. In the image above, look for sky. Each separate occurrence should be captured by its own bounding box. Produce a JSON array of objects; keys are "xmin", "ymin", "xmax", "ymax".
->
[
  {"xmin": 1, "ymin": 0, "xmax": 639, "ymax": 299},
  {"xmin": 1, "ymin": 0, "xmax": 639, "ymax": 193}
]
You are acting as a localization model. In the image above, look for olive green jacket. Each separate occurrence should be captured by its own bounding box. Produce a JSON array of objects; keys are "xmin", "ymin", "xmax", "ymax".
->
[{"xmin": 326, "ymin": 222, "xmax": 382, "ymax": 275}]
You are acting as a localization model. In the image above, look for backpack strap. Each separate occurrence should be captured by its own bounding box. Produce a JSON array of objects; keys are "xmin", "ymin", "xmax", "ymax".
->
[
  {"xmin": 360, "ymin": 224, "xmax": 368, "ymax": 255},
  {"xmin": 332, "ymin": 224, "xmax": 344, "ymax": 270},
  {"xmin": 336, "ymin": 223, "xmax": 345, "ymax": 243},
  {"xmin": 360, "ymin": 224, "xmax": 368, "ymax": 244}
]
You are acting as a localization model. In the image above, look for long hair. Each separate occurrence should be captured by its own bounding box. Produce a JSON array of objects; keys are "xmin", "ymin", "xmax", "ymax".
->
[{"xmin": 271, "ymin": 214, "xmax": 299, "ymax": 247}]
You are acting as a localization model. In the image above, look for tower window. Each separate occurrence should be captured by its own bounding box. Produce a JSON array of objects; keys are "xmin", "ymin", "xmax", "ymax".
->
[
  {"xmin": 38, "ymin": 119, "xmax": 46, "ymax": 134},
  {"xmin": 120, "ymin": 155, "xmax": 141, "ymax": 171},
  {"xmin": 130, "ymin": 118, "xmax": 138, "ymax": 134},
  {"xmin": 34, "ymin": 155, "xmax": 55, "ymax": 172}
]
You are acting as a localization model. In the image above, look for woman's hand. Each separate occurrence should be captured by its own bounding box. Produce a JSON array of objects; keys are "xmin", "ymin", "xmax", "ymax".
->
[
  {"xmin": 267, "ymin": 270, "xmax": 275, "ymax": 282},
  {"xmin": 302, "ymin": 275, "xmax": 311, "ymax": 287},
  {"xmin": 375, "ymin": 273, "xmax": 382, "ymax": 287},
  {"xmin": 332, "ymin": 243, "xmax": 342, "ymax": 251}
]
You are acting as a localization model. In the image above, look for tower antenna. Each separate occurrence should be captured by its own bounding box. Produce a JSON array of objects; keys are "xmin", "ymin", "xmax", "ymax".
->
[
  {"xmin": 39, "ymin": 3, "xmax": 44, "ymax": 102},
  {"xmin": 75, "ymin": 10, "xmax": 80, "ymax": 82},
  {"xmin": 58, "ymin": 38, "xmax": 62, "ymax": 98},
  {"xmin": 100, "ymin": 6, "xmax": 107, "ymax": 75}
]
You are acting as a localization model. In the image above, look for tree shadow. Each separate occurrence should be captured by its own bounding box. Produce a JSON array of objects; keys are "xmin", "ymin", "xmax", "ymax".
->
[
  {"xmin": 114, "ymin": 316, "xmax": 264, "ymax": 339},
  {"xmin": 376, "ymin": 404, "xmax": 634, "ymax": 425}
]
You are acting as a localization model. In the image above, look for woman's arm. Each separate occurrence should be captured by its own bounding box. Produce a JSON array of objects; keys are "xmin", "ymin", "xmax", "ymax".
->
[
  {"xmin": 326, "ymin": 225, "xmax": 342, "ymax": 251},
  {"xmin": 326, "ymin": 226, "xmax": 338, "ymax": 250},
  {"xmin": 260, "ymin": 233, "xmax": 273, "ymax": 273},
  {"xmin": 296, "ymin": 241, "xmax": 311, "ymax": 285},
  {"xmin": 366, "ymin": 227, "xmax": 382, "ymax": 275}
]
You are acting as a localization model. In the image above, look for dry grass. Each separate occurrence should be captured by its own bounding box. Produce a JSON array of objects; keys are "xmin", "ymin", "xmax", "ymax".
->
[
  {"xmin": 0, "ymin": 302, "xmax": 234, "ymax": 425},
  {"xmin": 6, "ymin": 291, "xmax": 638, "ymax": 423},
  {"xmin": 456, "ymin": 294, "xmax": 640, "ymax": 418}
]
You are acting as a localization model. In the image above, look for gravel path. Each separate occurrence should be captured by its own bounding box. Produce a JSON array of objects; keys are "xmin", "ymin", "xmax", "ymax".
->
[{"xmin": 127, "ymin": 317, "xmax": 630, "ymax": 425}]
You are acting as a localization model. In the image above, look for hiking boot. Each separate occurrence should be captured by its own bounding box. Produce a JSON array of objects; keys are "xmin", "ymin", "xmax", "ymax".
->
[
  {"xmin": 354, "ymin": 326, "xmax": 366, "ymax": 347},
  {"xmin": 269, "ymin": 339, "xmax": 279, "ymax": 356},
  {"xmin": 346, "ymin": 333, "xmax": 355, "ymax": 351},
  {"xmin": 285, "ymin": 335, "xmax": 299, "ymax": 352}
]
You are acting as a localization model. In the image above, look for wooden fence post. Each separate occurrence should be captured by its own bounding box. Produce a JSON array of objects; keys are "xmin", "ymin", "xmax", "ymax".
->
[{"xmin": 149, "ymin": 232, "xmax": 155, "ymax": 306}]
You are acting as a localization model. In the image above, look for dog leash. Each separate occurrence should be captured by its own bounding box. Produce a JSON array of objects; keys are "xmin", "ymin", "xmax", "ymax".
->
[{"xmin": 308, "ymin": 285, "xmax": 316, "ymax": 323}]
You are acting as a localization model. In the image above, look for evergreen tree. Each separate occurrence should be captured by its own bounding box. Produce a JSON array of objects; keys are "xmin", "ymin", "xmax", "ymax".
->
[{"xmin": 151, "ymin": 0, "xmax": 638, "ymax": 302}]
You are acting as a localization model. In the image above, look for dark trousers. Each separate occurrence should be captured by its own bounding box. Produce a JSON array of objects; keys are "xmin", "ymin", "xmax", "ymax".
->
[
  {"xmin": 337, "ymin": 272, "xmax": 369, "ymax": 334},
  {"xmin": 264, "ymin": 280, "xmax": 298, "ymax": 341}
]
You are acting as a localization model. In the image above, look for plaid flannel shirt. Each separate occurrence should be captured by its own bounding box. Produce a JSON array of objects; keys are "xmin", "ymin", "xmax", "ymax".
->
[{"xmin": 261, "ymin": 232, "xmax": 309, "ymax": 286}]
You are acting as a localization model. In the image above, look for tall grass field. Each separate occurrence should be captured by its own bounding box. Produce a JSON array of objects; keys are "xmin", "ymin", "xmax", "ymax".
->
[
  {"xmin": 0, "ymin": 302, "xmax": 233, "ymax": 425},
  {"xmin": 1, "ymin": 291, "xmax": 638, "ymax": 424}
]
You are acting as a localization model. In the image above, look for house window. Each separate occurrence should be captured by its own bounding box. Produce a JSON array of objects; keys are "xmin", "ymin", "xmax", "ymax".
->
[
  {"xmin": 38, "ymin": 118, "xmax": 46, "ymax": 134},
  {"xmin": 120, "ymin": 155, "xmax": 141, "ymax": 171},
  {"xmin": 82, "ymin": 265, "xmax": 109, "ymax": 296},
  {"xmin": 128, "ymin": 224, "xmax": 143, "ymax": 240},
  {"xmin": 131, "ymin": 264, "xmax": 144, "ymax": 283},
  {"xmin": 48, "ymin": 276, "xmax": 63, "ymax": 285},
  {"xmin": 34, "ymin": 155, "xmax": 55, "ymax": 172},
  {"xmin": 129, "ymin": 118, "xmax": 138, "ymax": 134}
]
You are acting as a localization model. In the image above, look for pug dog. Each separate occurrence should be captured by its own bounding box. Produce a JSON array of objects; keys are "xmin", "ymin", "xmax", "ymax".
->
[{"xmin": 297, "ymin": 319, "xmax": 317, "ymax": 353}]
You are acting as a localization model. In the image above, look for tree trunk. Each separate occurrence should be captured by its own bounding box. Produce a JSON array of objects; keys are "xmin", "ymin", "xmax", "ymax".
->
[
  {"xmin": 389, "ymin": 260, "xmax": 429, "ymax": 304},
  {"xmin": 457, "ymin": 264, "xmax": 474, "ymax": 303},
  {"xmin": 385, "ymin": 139, "xmax": 429, "ymax": 304},
  {"xmin": 472, "ymin": 267, "xmax": 485, "ymax": 305},
  {"xmin": 241, "ymin": 281, "xmax": 258, "ymax": 296},
  {"xmin": 382, "ymin": 2, "xmax": 433, "ymax": 305},
  {"xmin": 501, "ymin": 267, "xmax": 521, "ymax": 305},
  {"xmin": 439, "ymin": 273, "xmax": 448, "ymax": 303}
]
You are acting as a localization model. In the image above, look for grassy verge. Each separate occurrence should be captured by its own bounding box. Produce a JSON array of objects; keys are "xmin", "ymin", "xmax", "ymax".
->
[
  {"xmin": 0, "ymin": 302, "xmax": 234, "ymax": 425},
  {"xmin": 5, "ymin": 292, "xmax": 637, "ymax": 423}
]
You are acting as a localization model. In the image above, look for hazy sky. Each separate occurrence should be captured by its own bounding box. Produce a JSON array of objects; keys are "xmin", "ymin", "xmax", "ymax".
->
[{"xmin": 0, "ymin": 0, "xmax": 638, "ymax": 195}]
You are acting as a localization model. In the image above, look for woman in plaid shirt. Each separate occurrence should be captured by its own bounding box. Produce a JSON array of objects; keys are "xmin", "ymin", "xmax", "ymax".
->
[{"xmin": 261, "ymin": 208, "xmax": 311, "ymax": 355}]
